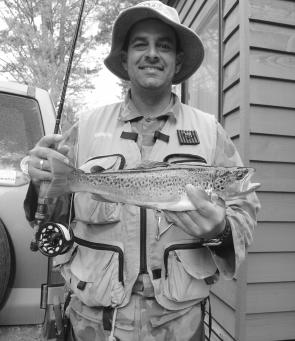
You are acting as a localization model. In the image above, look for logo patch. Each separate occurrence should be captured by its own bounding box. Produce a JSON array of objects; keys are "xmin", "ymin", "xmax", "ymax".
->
[{"xmin": 177, "ymin": 130, "xmax": 199, "ymax": 145}]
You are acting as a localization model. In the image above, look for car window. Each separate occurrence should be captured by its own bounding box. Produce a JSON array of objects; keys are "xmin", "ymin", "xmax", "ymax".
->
[{"xmin": 0, "ymin": 92, "xmax": 43, "ymax": 171}]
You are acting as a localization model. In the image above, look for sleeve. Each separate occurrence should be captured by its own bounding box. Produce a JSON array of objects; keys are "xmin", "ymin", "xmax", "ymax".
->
[{"xmin": 209, "ymin": 121, "xmax": 261, "ymax": 279}]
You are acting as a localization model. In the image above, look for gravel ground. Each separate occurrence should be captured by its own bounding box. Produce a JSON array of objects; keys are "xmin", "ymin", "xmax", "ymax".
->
[{"xmin": 0, "ymin": 325, "xmax": 43, "ymax": 341}]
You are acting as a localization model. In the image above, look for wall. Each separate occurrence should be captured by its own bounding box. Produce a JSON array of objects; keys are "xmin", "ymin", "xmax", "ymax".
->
[{"xmin": 168, "ymin": 0, "xmax": 295, "ymax": 340}]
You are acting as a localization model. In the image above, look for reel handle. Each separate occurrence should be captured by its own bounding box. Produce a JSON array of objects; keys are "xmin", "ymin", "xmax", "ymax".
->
[{"xmin": 30, "ymin": 181, "xmax": 50, "ymax": 252}]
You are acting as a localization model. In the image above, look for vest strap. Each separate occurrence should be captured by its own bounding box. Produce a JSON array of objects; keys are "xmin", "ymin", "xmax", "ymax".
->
[
  {"xmin": 102, "ymin": 306, "xmax": 114, "ymax": 331},
  {"xmin": 154, "ymin": 130, "xmax": 170, "ymax": 143},
  {"xmin": 120, "ymin": 131, "xmax": 138, "ymax": 142}
]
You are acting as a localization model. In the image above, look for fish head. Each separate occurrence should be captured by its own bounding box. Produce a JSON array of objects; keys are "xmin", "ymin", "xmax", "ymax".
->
[{"xmin": 213, "ymin": 167, "xmax": 259, "ymax": 199}]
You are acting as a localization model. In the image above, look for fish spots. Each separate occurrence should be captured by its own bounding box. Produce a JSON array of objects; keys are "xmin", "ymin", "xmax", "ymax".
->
[
  {"xmin": 71, "ymin": 163, "xmax": 255, "ymax": 208},
  {"xmin": 214, "ymin": 174, "xmax": 227, "ymax": 190}
]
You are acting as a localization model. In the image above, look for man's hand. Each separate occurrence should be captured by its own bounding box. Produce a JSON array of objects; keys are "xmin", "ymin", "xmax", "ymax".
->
[
  {"xmin": 164, "ymin": 184, "xmax": 226, "ymax": 239},
  {"xmin": 28, "ymin": 134, "xmax": 70, "ymax": 184}
]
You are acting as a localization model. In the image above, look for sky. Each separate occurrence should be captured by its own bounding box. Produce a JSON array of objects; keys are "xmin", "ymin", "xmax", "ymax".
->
[
  {"xmin": 82, "ymin": 59, "xmax": 122, "ymax": 110},
  {"xmin": 0, "ymin": 12, "xmax": 122, "ymax": 111},
  {"xmin": 0, "ymin": 61, "xmax": 122, "ymax": 110}
]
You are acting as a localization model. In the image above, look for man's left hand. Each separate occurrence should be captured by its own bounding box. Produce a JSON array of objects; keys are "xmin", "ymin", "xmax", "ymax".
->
[{"xmin": 164, "ymin": 184, "xmax": 226, "ymax": 239}]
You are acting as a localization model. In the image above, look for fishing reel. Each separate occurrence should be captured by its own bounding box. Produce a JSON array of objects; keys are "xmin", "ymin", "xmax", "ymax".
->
[{"xmin": 35, "ymin": 222, "xmax": 74, "ymax": 257}]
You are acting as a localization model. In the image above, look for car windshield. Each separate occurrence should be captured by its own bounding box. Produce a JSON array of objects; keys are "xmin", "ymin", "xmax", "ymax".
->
[{"xmin": 0, "ymin": 92, "xmax": 43, "ymax": 171}]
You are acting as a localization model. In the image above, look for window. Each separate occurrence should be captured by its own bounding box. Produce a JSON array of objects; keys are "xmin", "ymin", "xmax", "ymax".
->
[
  {"xmin": 0, "ymin": 93, "xmax": 43, "ymax": 171},
  {"xmin": 186, "ymin": 7, "xmax": 219, "ymax": 119}
]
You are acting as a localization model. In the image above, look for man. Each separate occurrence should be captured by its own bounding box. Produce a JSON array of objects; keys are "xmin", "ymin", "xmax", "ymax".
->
[{"xmin": 24, "ymin": 1, "xmax": 260, "ymax": 340}]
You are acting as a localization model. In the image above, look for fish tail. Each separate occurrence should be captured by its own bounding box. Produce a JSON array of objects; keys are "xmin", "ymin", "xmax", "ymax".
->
[{"xmin": 46, "ymin": 156, "xmax": 75, "ymax": 198}]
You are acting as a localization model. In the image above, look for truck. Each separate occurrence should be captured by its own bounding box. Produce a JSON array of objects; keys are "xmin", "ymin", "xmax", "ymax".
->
[{"xmin": 0, "ymin": 81, "xmax": 62, "ymax": 339}]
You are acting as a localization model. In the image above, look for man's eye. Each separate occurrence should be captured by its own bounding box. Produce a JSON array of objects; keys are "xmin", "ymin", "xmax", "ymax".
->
[
  {"xmin": 158, "ymin": 43, "xmax": 172, "ymax": 50},
  {"xmin": 133, "ymin": 42, "xmax": 147, "ymax": 49}
]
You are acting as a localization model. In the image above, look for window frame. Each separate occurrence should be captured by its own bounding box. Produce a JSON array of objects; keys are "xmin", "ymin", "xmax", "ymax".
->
[{"xmin": 181, "ymin": 0, "xmax": 223, "ymax": 123}]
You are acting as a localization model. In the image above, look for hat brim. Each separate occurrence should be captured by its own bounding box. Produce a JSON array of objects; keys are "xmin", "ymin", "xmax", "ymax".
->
[{"xmin": 104, "ymin": 6, "xmax": 204, "ymax": 84}]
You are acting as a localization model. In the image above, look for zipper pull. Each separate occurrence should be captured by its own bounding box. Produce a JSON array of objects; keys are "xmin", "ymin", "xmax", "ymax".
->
[
  {"xmin": 155, "ymin": 210, "xmax": 173, "ymax": 241},
  {"xmin": 156, "ymin": 210, "xmax": 161, "ymax": 241},
  {"xmin": 156, "ymin": 212, "xmax": 161, "ymax": 240},
  {"xmin": 108, "ymin": 307, "xmax": 118, "ymax": 341}
]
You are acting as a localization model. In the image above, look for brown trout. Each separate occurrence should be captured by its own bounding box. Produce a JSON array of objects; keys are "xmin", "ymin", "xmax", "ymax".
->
[{"xmin": 46, "ymin": 156, "xmax": 260, "ymax": 211}]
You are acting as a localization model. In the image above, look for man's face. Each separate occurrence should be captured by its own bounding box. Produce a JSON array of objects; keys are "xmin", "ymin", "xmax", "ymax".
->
[{"xmin": 122, "ymin": 19, "xmax": 183, "ymax": 92}]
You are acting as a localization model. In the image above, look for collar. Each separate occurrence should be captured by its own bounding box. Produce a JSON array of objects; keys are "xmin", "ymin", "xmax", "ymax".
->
[{"xmin": 118, "ymin": 90, "xmax": 180, "ymax": 123}]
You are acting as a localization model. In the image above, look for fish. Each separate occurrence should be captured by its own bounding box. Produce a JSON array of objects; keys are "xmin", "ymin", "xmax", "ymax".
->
[{"xmin": 45, "ymin": 156, "xmax": 260, "ymax": 211}]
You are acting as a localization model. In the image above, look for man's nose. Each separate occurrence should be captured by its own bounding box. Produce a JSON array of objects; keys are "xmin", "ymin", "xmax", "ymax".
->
[{"xmin": 145, "ymin": 44, "xmax": 159, "ymax": 60}]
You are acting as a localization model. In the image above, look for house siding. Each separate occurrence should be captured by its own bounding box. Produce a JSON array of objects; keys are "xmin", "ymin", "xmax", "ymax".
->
[{"xmin": 167, "ymin": 0, "xmax": 295, "ymax": 340}]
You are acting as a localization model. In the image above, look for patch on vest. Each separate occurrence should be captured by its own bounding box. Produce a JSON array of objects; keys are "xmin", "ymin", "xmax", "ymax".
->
[{"xmin": 177, "ymin": 130, "xmax": 200, "ymax": 145}]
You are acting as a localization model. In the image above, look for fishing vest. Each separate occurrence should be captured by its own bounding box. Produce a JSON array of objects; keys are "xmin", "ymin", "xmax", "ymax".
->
[{"xmin": 58, "ymin": 101, "xmax": 220, "ymax": 311}]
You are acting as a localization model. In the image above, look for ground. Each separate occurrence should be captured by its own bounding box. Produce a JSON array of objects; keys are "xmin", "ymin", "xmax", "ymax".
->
[{"xmin": 0, "ymin": 325, "xmax": 43, "ymax": 341}]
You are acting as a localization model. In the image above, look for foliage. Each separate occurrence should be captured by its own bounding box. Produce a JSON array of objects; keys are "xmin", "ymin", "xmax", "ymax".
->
[
  {"xmin": 0, "ymin": 1, "xmax": 99, "ymax": 107},
  {"xmin": 94, "ymin": 0, "xmax": 144, "ymax": 45},
  {"xmin": 0, "ymin": 0, "xmax": 143, "ymax": 125}
]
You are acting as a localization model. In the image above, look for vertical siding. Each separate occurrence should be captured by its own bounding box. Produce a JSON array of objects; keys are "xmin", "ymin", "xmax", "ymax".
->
[
  {"xmin": 246, "ymin": 0, "xmax": 295, "ymax": 340},
  {"xmin": 220, "ymin": 0, "xmax": 252, "ymax": 337},
  {"xmin": 223, "ymin": 0, "xmax": 295, "ymax": 339},
  {"xmin": 169, "ymin": 0, "xmax": 295, "ymax": 340},
  {"xmin": 173, "ymin": 1, "xmax": 240, "ymax": 340}
]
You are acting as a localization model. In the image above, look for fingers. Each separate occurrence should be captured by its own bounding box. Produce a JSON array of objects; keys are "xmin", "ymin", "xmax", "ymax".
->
[
  {"xmin": 164, "ymin": 185, "xmax": 227, "ymax": 238},
  {"xmin": 27, "ymin": 135, "xmax": 69, "ymax": 183},
  {"xmin": 185, "ymin": 184, "xmax": 211, "ymax": 213},
  {"xmin": 36, "ymin": 134, "xmax": 65, "ymax": 148},
  {"xmin": 164, "ymin": 211, "xmax": 198, "ymax": 237},
  {"xmin": 165, "ymin": 210, "xmax": 195, "ymax": 227},
  {"xmin": 57, "ymin": 145, "xmax": 71, "ymax": 156},
  {"xmin": 28, "ymin": 159, "xmax": 53, "ymax": 183},
  {"xmin": 185, "ymin": 184, "xmax": 225, "ymax": 211}
]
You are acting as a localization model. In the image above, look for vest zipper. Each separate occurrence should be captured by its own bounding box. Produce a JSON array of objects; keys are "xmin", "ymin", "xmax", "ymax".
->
[
  {"xmin": 74, "ymin": 236, "xmax": 124, "ymax": 285},
  {"xmin": 139, "ymin": 207, "xmax": 147, "ymax": 274},
  {"xmin": 164, "ymin": 241, "xmax": 203, "ymax": 278}
]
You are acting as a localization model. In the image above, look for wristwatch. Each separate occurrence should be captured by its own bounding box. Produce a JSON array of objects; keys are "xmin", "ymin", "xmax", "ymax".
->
[
  {"xmin": 202, "ymin": 218, "xmax": 232, "ymax": 247},
  {"xmin": 20, "ymin": 155, "xmax": 30, "ymax": 176}
]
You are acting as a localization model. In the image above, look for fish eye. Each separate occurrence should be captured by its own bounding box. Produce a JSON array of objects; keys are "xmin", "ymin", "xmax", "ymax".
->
[{"xmin": 236, "ymin": 170, "xmax": 246, "ymax": 179}]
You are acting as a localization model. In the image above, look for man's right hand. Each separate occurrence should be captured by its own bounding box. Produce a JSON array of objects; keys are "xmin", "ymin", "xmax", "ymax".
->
[{"xmin": 28, "ymin": 134, "xmax": 70, "ymax": 184}]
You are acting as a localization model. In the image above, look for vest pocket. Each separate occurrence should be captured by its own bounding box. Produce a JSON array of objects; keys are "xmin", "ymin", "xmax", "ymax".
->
[
  {"xmin": 60, "ymin": 242, "xmax": 125, "ymax": 307},
  {"xmin": 161, "ymin": 242, "xmax": 217, "ymax": 302}
]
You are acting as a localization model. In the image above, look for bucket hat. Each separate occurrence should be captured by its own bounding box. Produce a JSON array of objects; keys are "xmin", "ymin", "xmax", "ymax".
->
[{"xmin": 104, "ymin": 0, "xmax": 204, "ymax": 84}]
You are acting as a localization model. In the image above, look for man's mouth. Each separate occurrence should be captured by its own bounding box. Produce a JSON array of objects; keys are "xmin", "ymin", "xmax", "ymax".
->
[{"xmin": 139, "ymin": 65, "xmax": 164, "ymax": 71}]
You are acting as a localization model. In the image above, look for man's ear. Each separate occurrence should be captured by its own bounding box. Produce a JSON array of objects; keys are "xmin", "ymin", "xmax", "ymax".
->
[
  {"xmin": 175, "ymin": 51, "xmax": 184, "ymax": 74},
  {"xmin": 121, "ymin": 51, "xmax": 128, "ymax": 71}
]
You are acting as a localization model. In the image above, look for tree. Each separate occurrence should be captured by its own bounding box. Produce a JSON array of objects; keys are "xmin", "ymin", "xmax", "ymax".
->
[
  {"xmin": 1, "ymin": 1, "xmax": 98, "ymax": 103},
  {"xmin": 93, "ymin": 0, "xmax": 144, "ymax": 98},
  {"xmin": 93, "ymin": 0, "xmax": 145, "ymax": 44},
  {"xmin": 0, "ymin": 0, "xmax": 143, "ymax": 125}
]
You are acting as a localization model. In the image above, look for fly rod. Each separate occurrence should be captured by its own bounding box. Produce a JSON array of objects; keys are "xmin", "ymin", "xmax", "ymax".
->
[{"xmin": 31, "ymin": 0, "xmax": 86, "ymax": 252}]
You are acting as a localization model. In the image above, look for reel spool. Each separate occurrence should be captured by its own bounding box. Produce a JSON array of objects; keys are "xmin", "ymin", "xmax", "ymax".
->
[{"xmin": 36, "ymin": 222, "xmax": 74, "ymax": 257}]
